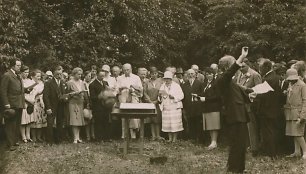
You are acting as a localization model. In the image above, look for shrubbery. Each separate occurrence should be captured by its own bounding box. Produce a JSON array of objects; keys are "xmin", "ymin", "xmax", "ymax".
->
[{"xmin": 0, "ymin": 0, "xmax": 305, "ymax": 71}]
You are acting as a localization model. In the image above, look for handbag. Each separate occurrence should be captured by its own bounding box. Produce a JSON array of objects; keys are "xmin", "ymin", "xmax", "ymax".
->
[
  {"xmin": 26, "ymin": 103, "xmax": 34, "ymax": 114},
  {"xmin": 83, "ymin": 108, "xmax": 92, "ymax": 120}
]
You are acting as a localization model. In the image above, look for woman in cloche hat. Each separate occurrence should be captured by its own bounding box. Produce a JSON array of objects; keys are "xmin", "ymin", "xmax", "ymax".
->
[{"xmin": 284, "ymin": 68, "xmax": 306, "ymax": 159}]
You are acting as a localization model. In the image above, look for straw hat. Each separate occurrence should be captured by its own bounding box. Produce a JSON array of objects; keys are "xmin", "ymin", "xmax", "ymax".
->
[
  {"xmin": 163, "ymin": 71, "xmax": 173, "ymax": 79},
  {"xmin": 286, "ymin": 68, "xmax": 299, "ymax": 80}
]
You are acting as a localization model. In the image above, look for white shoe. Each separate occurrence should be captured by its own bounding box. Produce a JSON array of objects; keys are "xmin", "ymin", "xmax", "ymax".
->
[
  {"xmin": 73, "ymin": 140, "xmax": 78, "ymax": 144},
  {"xmin": 207, "ymin": 143, "xmax": 217, "ymax": 150}
]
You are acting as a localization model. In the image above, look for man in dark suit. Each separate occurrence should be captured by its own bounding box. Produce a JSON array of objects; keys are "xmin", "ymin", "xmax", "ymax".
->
[
  {"xmin": 181, "ymin": 69, "xmax": 203, "ymax": 142},
  {"xmin": 213, "ymin": 48, "xmax": 252, "ymax": 173},
  {"xmin": 257, "ymin": 60, "xmax": 283, "ymax": 158},
  {"xmin": 89, "ymin": 70, "xmax": 109, "ymax": 141},
  {"xmin": 1, "ymin": 58, "xmax": 24, "ymax": 151},
  {"xmin": 43, "ymin": 65, "xmax": 65, "ymax": 144}
]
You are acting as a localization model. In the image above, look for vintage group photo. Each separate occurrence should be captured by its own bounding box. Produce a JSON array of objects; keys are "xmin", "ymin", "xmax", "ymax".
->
[{"xmin": 0, "ymin": 0, "xmax": 305, "ymax": 173}]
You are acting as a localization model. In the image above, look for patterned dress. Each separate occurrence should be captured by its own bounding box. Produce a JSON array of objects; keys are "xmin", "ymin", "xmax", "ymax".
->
[
  {"xmin": 31, "ymin": 81, "xmax": 47, "ymax": 128},
  {"xmin": 67, "ymin": 79, "xmax": 86, "ymax": 126}
]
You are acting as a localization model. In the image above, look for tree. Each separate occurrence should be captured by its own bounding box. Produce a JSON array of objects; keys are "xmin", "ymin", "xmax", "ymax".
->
[
  {"xmin": 0, "ymin": 0, "xmax": 28, "ymax": 73},
  {"xmin": 187, "ymin": 0, "xmax": 306, "ymax": 68}
]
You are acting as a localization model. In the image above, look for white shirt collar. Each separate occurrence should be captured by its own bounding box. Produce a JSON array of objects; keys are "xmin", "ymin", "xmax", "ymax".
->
[
  {"xmin": 264, "ymin": 70, "xmax": 273, "ymax": 77},
  {"xmin": 10, "ymin": 69, "xmax": 16, "ymax": 75}
]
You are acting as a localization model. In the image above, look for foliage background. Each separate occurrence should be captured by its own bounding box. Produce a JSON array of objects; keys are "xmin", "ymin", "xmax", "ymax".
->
[{"xmin": 0, "ymin": 0, "xmax": 305, "ymax": 72}]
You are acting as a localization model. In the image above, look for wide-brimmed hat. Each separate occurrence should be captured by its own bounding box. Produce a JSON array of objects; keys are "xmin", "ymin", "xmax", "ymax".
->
[
  {"xmin": 163, "ymin": 71, "xmax": 173, "ymax": 79},
  {"xmin": 101, "ymin": 65, "xmax": 110, "ymax": 72},
  {"xmin": 286, "ymin": 68, "xmax": 299, "ymax": 80}
]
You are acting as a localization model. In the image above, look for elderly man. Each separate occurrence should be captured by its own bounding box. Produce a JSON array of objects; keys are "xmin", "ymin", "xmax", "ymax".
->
[
  {"xmin": 210, "ymin": 63, "xmax": 219, "ymax": 80},
  {"xmin": 210, "ymin": 48, "xmax": 251, "ymax": 173},
  {"xmin": 191, "ymin": 64, "xmax": 205, "ymax": 83},
  {"xmin": 117, "ymin": 63, "xmax": 143, "ymax": 139},
  {"xmin": 112, "ymin": 66, "xmax": 121, "ymax": 79},
  {"xmin": 181, "ymin": 69, "xmax": 203, "ymax": 142},
  {"xmin": 234, "ymin": 58, "xmax": 262, "ymax": 155}
]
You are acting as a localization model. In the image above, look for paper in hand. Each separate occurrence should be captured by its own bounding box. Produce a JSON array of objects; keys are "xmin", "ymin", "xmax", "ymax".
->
[{"xmin": 252, "ymin": 81, "xmax": 274, "ymax": 94}]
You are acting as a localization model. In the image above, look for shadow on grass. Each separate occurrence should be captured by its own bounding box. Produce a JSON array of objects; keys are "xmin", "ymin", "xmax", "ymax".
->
[{"xmin": 0, "ymin": 142, "xmax": 9, "ymax": 174}]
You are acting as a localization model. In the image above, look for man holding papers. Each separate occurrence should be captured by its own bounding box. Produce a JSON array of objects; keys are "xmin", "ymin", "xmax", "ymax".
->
[{"xmin": 257, "ymin": 59, "xmax": 283, "ymax": 159}]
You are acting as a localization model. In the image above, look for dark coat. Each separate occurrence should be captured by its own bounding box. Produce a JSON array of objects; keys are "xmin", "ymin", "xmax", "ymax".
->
[
  {"xmin": 89, "ymin": 79, "xmax": 108, "ymax": 113},
  {"xmin": 199, "ymin": 79, "xmax": 222, "ymax": 113},
  {"xmin": 181, "ymin": 79, "xmax": 203, "ymax": 117},
  {"xmin": 43, "ymin": 78, "xmax": 66, "ymax": 117},
  {"xmin": 215, "ymin": 63, "xmax": 251, "ymax": 124},
  {"xmin": 1, "ymin": 70, "xmax": 25, "ymax": 109},
  {"xmin": 258, "ymin": 71, "xmax": 282, "ymax": 119}
]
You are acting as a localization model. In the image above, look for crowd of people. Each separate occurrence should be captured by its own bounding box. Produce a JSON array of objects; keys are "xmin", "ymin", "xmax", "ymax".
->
[{"xmin": 1, "ymin": 47, "xmax": 306, "ymax": 173}]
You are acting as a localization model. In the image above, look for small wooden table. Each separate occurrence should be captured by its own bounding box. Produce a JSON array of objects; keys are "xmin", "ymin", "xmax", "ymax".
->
[{"xmin": 111, "ymin": 103, "xmax": 157, "ymax": 156}]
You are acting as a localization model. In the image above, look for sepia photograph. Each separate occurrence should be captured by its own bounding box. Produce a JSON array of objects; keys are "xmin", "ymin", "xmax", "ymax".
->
[{"xmin": 0, "ymin": 0, "xmax": 305, "ymax": 173}]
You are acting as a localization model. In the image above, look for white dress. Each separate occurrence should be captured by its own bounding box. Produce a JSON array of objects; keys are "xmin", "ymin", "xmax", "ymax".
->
[
  {"xmin": 21, "ymin": 79, "xmax": 35, "ymax": 125},
  {"xmin": 159, "ymin": 82, "xmax": 184, "ymax": 133}
]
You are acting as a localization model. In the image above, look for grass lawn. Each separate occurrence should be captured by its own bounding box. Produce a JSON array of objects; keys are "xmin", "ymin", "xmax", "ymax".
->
[{"xmin": 0, "ymin": 139, "xmax": 305, "ymax": 174}]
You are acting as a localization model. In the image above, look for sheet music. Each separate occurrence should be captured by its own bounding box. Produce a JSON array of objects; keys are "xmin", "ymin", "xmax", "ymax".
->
[{"xmin": 252, "ymin": 81, "xmax": 274, "ymax": 94}]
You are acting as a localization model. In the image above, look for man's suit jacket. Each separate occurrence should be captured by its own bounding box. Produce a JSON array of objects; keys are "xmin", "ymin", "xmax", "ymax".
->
[
  {"xmin": 43, "ymin": 78, "xmax": 66, "ymax": 117},
  {"xmin": 181, "ymin": 79, "xmax": 203, "ymax": 117},
  {"xmin": 89, "ymin": 79, "xmax": 108, "ymax": 113},
  {"xmin": 1, "ymin": 70, "xmax": 25, "ymax": 109},
  {"xmin": 258, "ymin": 71, "xmax": 282, "ymax": 119},
  {"xmin": 215, "ymin": 63, "xmax": 251, "ymax": 124},
  {"xmin": 196, "ymin": 73, "xmax": 205, "ymax": 83},
  {"xmin": 235, "ymin": 68, "xmax": 262, "ymax": 88}
]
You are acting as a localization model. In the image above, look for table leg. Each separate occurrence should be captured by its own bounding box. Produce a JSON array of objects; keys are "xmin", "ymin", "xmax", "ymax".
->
[
  {"xmin": 139, "ymin": 119, "xmax": 144, "ymax": 154},
  {"xmin": 123, "ymin": 118, "xmax": 129, "ymax": 156}
]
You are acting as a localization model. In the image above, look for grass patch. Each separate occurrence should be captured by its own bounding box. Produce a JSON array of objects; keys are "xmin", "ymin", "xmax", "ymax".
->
[{"xmin": 0, "ymin": 140, "xmax": 305, "ymax": 174}]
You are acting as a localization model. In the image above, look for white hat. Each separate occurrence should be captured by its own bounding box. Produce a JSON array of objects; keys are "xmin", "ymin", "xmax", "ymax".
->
[
  {"xmin": 46, "ymin": 71, "xmax": 53, "ymax": 76},
  {"xmin": 163, "ymin": 71, "xmax": 173, "ymax": 79},
  {"xmin": 101, "ymin": 65, "xmax": 110, "ymax": 72},
  {"xmin": 286, "ymin": 68, "xmax": 299, "ymax": 80}
]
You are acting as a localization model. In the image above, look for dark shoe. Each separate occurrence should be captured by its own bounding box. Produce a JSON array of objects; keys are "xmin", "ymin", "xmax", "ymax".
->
[
  {"xmin": 27, "ymin": 139, "xmax": 33, "ymax": 142},
  {"xmin": 252, "ymin": 151, "xmax": 259, "ymax": 157}
]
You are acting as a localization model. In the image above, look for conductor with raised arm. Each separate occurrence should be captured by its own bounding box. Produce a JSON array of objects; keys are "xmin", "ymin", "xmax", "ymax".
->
[{"xmin": 201, "ymin": 47, "xmax": 253, "ymax": 173}]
